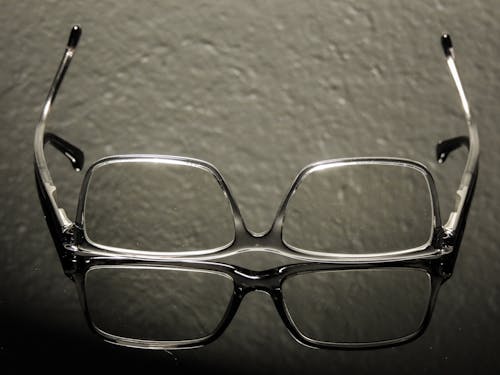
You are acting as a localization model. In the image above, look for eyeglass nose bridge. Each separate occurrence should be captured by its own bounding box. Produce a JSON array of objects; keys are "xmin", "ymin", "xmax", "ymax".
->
[
  {"xmin": 233, "ymin": 268, "xmax": 282, "ymax": 295},
  {"xmin": 232, "ymin": 216, "xmax": 285, "ymax": 252}
]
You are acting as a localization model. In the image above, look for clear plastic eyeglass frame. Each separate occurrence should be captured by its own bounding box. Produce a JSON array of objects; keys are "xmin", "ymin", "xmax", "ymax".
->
[{"xmin": 34, "ymin": 26, "xmax": 479, "ymax": 350}]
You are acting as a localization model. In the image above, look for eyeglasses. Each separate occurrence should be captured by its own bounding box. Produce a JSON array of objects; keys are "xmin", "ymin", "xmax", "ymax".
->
[{"xmin": 34, "ymin": 25, "xmax": 479, "ymax": 350}]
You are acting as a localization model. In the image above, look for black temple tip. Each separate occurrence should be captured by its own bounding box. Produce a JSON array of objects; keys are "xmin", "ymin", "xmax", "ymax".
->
[
  {"xmin": 441, "ymin": 33, "xmax": 453, "ymax": 58},
  {"xmin": 67, "ymin": 25, "xmax": 82, "ymax": 49}
]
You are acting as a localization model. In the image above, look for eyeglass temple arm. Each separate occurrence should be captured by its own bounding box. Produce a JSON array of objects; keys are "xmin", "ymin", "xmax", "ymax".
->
[
  {"xmin": 439, "ymin": 34, "xmax": 480, "ymax": 239},
  {"xmin": 34, "ymin": 25, "xmax": 82, "ymax": 232}
]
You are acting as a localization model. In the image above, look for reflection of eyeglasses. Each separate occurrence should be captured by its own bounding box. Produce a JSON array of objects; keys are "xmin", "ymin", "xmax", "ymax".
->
[{"xmin": 35, "ymin": 26, "xmax": 479, "ymax": 349}]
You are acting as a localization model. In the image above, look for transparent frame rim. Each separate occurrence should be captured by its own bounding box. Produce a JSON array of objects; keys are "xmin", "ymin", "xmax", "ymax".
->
[
  {"xmin": 83, "ymin": 264, "xmax": 235, "ymax": 349},
  {"xmin": 78, "ymin": 156, "xmax": 237, "ymax": 255},
  {"xmin": 74, "ymin": 155, "xmax": 442, "ymax": 262},
  {"xmin": 280, "ymin": 267, "xmax": 433, "ymax": 345},
  {"xmin": 281, "ymin": 160, "xmax": 438, "ymax": 254}
]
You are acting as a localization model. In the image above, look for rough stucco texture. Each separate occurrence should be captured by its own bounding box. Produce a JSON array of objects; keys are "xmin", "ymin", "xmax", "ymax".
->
[{"xmin": 1, "ymin": 1, "xmax": 499, "ymax": 373}]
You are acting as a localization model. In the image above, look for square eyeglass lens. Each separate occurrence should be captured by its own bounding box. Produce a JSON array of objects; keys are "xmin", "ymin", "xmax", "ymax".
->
[
  {"xmin": 82, "ymin": 160, "xmax": 235, "ymax": 253},
  {"xmin": 282, "ymin": 267, "xmax": 432, "ymax": 344},
  {"xmin": 282, "ymin": 162, "xmax": 435, "ymax": 254},
  {"xmin": 85, "ymin": 266, "xmax": 234, "ymax": 342}
]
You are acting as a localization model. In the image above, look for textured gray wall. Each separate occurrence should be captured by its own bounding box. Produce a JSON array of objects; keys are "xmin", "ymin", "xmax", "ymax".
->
[{"xmin": 1, "ymin": 1, "xmax": 499, "ymax": 373}]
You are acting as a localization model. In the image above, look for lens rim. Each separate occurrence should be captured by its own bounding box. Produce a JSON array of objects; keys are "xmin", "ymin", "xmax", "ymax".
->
[
  {"xmin": 84, "ymin": 264, "xmax": 235, "ymax": 344},
  {"xmin": 274, "ymin": 262, "xmax": 444, "ymax": 350},
  {"xmin": 76, "ymin": 155, "xmax": 238, "ymax": 257},
  {"xmin": 280, "ymin": 267, "xmax": 434, "ymax": 346},
  {"xmin": 280, "ymin": 159, "xmax": 440, "ymax": 257},
  {"xmin": 79, "ymin": 261, "xmax": 239, "ymax": 350},
  {"xmin": 73, "ymin": 156, "xmax": 444, "ymax": 264}
]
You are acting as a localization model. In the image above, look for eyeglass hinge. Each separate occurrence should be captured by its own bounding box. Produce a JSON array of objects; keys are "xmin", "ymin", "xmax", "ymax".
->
[
  {"xmin": 55, "ymin": 227, "xmax": 79, "ymax": 278},
  {"xmin": 439, "ymin": 228, "xmax": 455, "ymax": 255}
]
